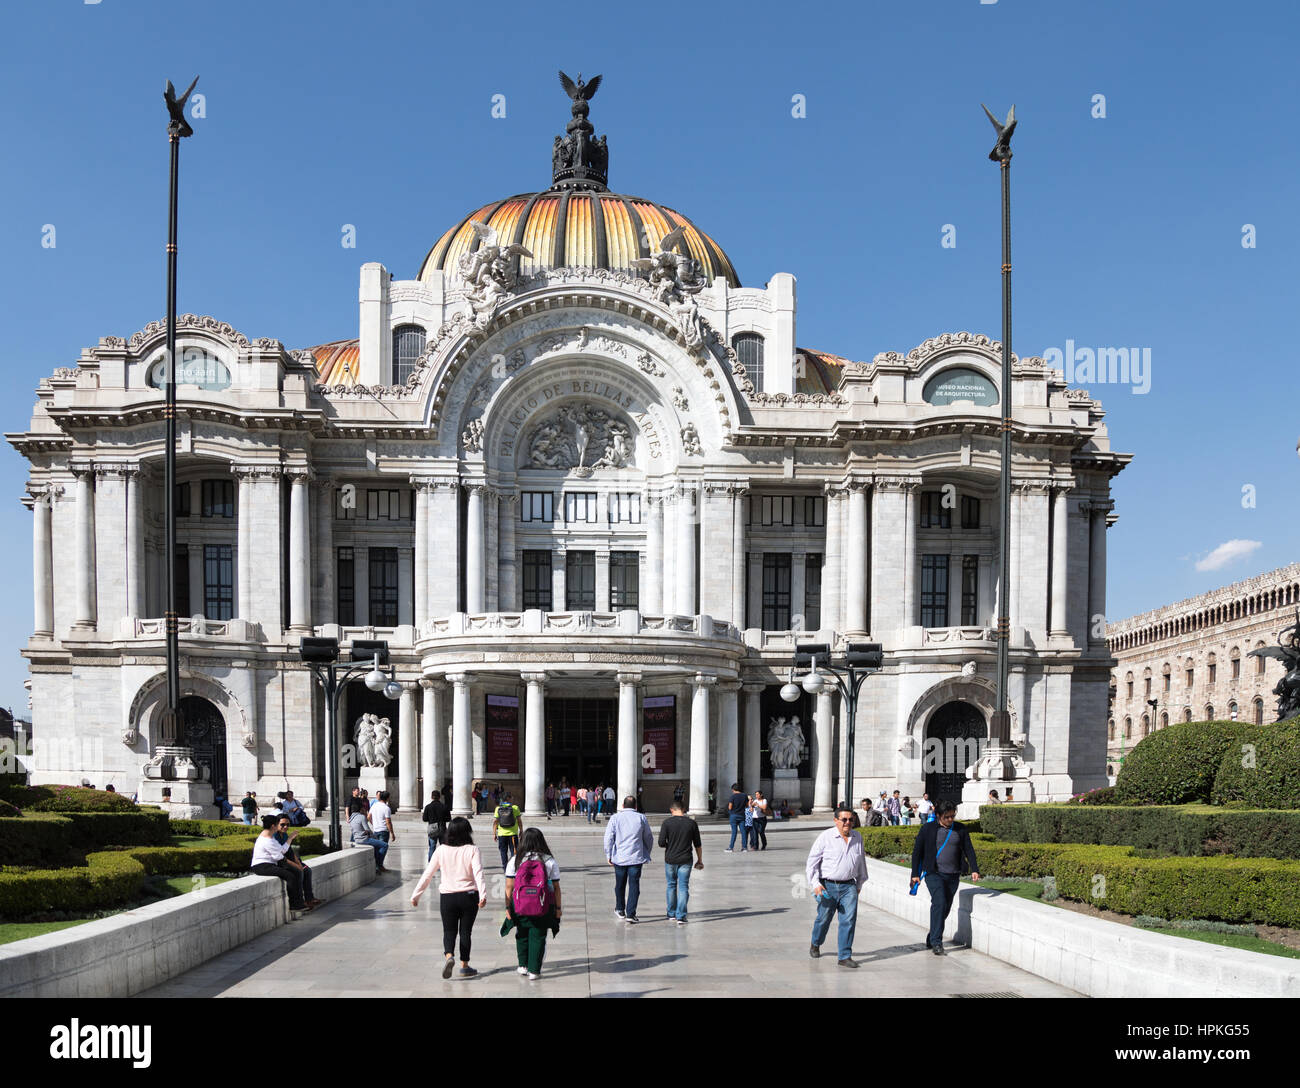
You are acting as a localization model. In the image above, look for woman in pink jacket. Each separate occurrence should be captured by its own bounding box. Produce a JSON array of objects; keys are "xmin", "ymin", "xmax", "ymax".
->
[{"xmin": 411, "ymin": 816, "xmax": 487, "ymax": 979}]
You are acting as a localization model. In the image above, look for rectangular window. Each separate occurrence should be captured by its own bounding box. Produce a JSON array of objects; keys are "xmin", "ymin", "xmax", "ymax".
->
[
  {"xmin": 1144, "ymin": 677, "xmax": 1152, "ymax": 697},
  {"xmin": 804, "ymin": 554, "xmax": 822, "ymax": 630},
  {"xmin": 804, "ymin": 496, "xmax": 825, "ymax": 527},
  {"xmin": 1231, "ymin": 658, "xmax": 1240, "ymax": 680},
  {"xmin": 920, "ymin": 554, "xmax": 950, "ymax": 627},
  {"xmin": 203, "ymin": 544, "xmax": 234, "ymax": 621},
  {"xmin": 1207, "ymin": 663, "xmax": 1216, "ymax": 685},
  {"xmin": 522, "ymin": 550, "xmax": 553, "ymax": 610},
  {"xmin": 175, "ymin": 483, "xmax": 192, "ymax": 518},
  {"xmin": 201, "ymin": 479, "xmax": 233, "ymax": 519},
  {"xmin": 174, "ymin": 546, "xmax": 190, "ymax": 616},
  {"xmin": 365, "ymin": 489, "xmax": 410, "ymax": 521},
  {"xmin": 521, "ymin": 492, "xmax": 554, "ymax": 523},
  {"xmin": 608, "ymin": 492, "xmax": 642, "ymax": 524},
  {"xmin": 961, "ymin": 555, "xmax": 978, "ymax": 625},
  {"xmin": 565, "ymin": 551, "xmax": 595, "ymax": 610},
  {"xmin": 1186, "ymin": 668, "xmax": 1194, "ymax": 687},
  {"xmin": 337, "ymin": 547, "xmax": 355, "ymax": 626},
  {"xmin": 920, "ymin": 492, "xmax": 951, "ymax": 529},
  {"xmin": 367, "ymin": 547, "xmax": 399, "ymax": 626},
  {"xmin": 335, "ymin": 486, "xmax": 355, "ymax": 520},
  {"xmin": 609, "ymin": 551, "xmax": 640, "ymax": 610},
  {"xmin": 1163, "ymin": 672, "xmax": 1171, "ymax": 693},
  {"xmin": 564, "ymin": 492, "xmax": 598, "ymax": 524},
  {"xmin": 961, "ymin": 495, "xmax": 980, "ymax": 530},
  {"xmin": 755, "ymin": 495, "xmax": 795, "ymax": 527},
  {"xmin": 762, "ymin": 554, "xmax": 792, "ymax": 631}
]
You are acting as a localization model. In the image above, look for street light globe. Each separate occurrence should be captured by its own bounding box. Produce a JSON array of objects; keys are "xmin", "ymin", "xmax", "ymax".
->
[
  {"xmin": 364, "ymin": 667, "xmax": 388, "ymax": 692},
  {"xmin": 383, "ymin": 680, "xmax": 403, "ymax": 701},
  {"xmin": 779, "ymin": 682, "xmax": 802, "ymax": 703},
  {"xmin": 801, "ymin": 670, "xmax": 825, "ymax": 695}
]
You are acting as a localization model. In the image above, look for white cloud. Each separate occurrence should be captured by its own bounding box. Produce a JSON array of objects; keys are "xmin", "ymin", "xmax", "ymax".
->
[{"xmin": 1195, "ymin": 539, "xmax": 1262, "ymax": 572}]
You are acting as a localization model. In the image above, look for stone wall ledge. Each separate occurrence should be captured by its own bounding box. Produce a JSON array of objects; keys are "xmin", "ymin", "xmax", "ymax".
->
[
  {"xmin": 0, "ymin": 847, "xmax": 375, "ymax": 998},
  {"xmin": 863, "ymin": 857, "xmax": 1300, "ymax": 998}
]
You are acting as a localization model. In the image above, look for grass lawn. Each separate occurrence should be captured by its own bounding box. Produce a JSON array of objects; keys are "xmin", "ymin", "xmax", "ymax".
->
[
  {"xmin": 0, "ymin": 918, "xmax": 96, "ymax": 946},
  {"xmin": 155, "ymin": 874, "xmax": 235, "ymax": 896},
  {"xmin": 1143, "ymin": 926, "xmax": 1300, "ymax": 959}
]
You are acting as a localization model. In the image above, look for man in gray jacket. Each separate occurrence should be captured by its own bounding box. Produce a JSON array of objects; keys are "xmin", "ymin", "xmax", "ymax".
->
[{"xmin": 604, "ymin": 796, "xmax": 655, "ymax": 923}]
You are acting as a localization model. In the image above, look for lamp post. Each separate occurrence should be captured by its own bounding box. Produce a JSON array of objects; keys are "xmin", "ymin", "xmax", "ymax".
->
[
  {"xmin": 300, "ymin": 637, "xmax": 401, "ymax": 851},
  {"xmin": 781, "ymin": 642, "xmax": 883, "ymax": 808}
]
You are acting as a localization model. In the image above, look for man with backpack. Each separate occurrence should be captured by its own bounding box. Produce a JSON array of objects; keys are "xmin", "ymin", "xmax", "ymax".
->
[
  {"xmin": 422, "ymin": 789, "xmax": 451, "ymax": 862},
  {"xmin": 492, "ymin": 791, "xmax": 524, "ymax": 869}
]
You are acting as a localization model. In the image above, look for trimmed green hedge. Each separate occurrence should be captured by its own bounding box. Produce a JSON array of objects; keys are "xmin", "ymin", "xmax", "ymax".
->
[
  {"xmin": 0, "ymin": 811, "xmax": 172, "ymax": 866},
  {"xmin": 0, "ymin": 815, "xmax": 76, "ymax": 868},
  {"xmin": 1212, "ymin": 717, "xmax": 1300, "ymax": 809},
  {"xmin": 0, "ymin": 850, "xmax": 147, "ymax": 917},
  {"xmin": 1115, "ymin": 721, "xmax": 1254, "ymax": 805},
  {"xmin": 978, "ymin": 803, "xmax": 1300, "ymax": 859},
  {"xmin": 0, "ymin": 784, "xmax": 141, "ymax": 813},
  {"xmin": 0, "ymin": 799, "xmax": 21, "ymax": 818}
]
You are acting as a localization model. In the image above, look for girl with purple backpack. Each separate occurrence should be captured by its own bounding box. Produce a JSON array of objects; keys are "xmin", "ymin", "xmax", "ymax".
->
[{"xmin": 501, "ymin": 827, "xmax": 562, "ymax": 980}]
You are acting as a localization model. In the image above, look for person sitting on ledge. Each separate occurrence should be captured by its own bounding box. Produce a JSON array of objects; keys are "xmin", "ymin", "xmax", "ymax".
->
[
  {"xmin": 274, "ymin": 817, "xmax": 323, "ymax": 908},
  {"xmin": 350, "ymin": 804, "xmax": 390, "ymax": 873},
  {"xmin": 251, "ymin": 814, "xmax": 312, "ymax": 911}
]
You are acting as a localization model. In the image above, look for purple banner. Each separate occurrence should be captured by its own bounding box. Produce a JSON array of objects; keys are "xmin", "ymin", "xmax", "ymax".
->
[{"xmin": 642, "ymin": 695, "xmax": 675, "ymax": 775}]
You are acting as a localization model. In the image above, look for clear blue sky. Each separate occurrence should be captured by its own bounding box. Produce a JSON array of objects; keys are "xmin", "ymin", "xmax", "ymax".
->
[{"xmin": 1, "ymin": 0, "xmax": 1296, "ymax": 713}]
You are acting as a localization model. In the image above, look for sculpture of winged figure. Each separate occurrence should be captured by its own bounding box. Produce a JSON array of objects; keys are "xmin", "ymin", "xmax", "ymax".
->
[
  {"xmin": 981, "ymin": 102, "xmax": 1016, "ymax": 163},
  {"xmin": 164, "ymin": 77, "xmax": 200, "ymax": 138},
  {"xmin": 630, "ymin": 225, "xmax": 704, "ymax": 306},
  {"xmin": 559, "ymin": 71, "xmax": 602, "ymax": 108},
  {"xmin": 769, "ymin": 715, "xmax": 806, "ymax": 770},
  {"xmin": 355, "ymin": 713, "xmax": 377, "ymax": 768},
  {"xmin": 1248, "ymin": 610, "xmax": 1300, "ymax": 722},
  {"xmin": 373, "ymin": 717, "xmax": 393, "ymax": 768},
  {"xmin": 457, "ymin": 220, "xmax": 533, "ymax": 327}
]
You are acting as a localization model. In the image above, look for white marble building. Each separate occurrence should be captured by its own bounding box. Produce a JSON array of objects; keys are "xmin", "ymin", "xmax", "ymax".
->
[{"xmin": 8, "ymin": 85, "xmax": 1129, "ymax": 815}]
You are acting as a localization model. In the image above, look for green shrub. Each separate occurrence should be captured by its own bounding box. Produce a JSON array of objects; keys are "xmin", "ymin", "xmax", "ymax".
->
[
  {"xmin": 1067, "ymin": 786, "xmax": 1119, "ymax": 805},
  {"xmin": 0, "ymin": 850, "xmax": 146, "ymax": 917},
  {"xmin": 1114, "ymin": 721, "xmax": 1255, "ymax": 805},
  {"xmin": 0, "ymin": 799, "xmax": 21, "ymax": 818},
  {"xmin": 1211, "ymin": 716, "xmax": 1300, "ymax": 809},
  {"xmin": 57, "ymin": 811, "xmax": 172, "ymax": 850},
  {"xmin": 168, "ymin": 818, "xmax": 267, "ymax": 838},
  {"xmin": 0, "ymin": 784, "xmax": 140, "ymax": 813},
  {"xmin": 0, "ymin": 815, "xmax": 76, "ymax": 867}
]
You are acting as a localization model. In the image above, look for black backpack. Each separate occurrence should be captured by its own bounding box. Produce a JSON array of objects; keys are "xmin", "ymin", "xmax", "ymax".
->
[{"xmin": 496, "ymin": 803, "xmax": 516, "ymax": 829}]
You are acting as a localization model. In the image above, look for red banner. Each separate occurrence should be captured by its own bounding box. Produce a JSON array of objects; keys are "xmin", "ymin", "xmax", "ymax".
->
[
  {"xmin": 486, "ymin": 695, "xmax": 519, "ymax": 774},
  {"xmin": 642, "ymin": 696, "xmax": 675, "ymax": 775}
]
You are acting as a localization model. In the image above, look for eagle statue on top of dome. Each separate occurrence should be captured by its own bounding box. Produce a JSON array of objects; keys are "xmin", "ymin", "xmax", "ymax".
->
[{"xmin": 456, "ymin": 220, "xmax": 533, "ymax": 328}]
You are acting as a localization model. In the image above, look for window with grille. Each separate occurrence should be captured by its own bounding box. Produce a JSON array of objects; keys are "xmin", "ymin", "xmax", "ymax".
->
[
  {"xmin": 203, "ymin": 544, "xmax": 234, "ymax": 620},
  {"xmin": 733, "ymin": 332, "xmax": 764, "ymax": 391},
  {"xmin": 754, "ymin": 495, "xmax": 794, "ymax": 527},
  {"xmin": 961, "ymin": 555, "xmax": 978, "ymax": 625},
  {"xmin": 960, "ymin": 496, "xmax": 980, "ymax": 530},
  {"xmin": 804, "ymin": 496, "xmax": 825, "ymax": 527},
  {"xmin": 174, "ymin": 546, "xmax": 190, "ymax": 616},
  {"xmin": 762, "ymin": 554, "xmax": 791, "ymax": 630},
  {"xmin": 201, "ymin": 479, "xmax": 233, "ymax": 518},
  {"xmin": 565, "ymin": 551, "xmax": 595, "ymax": 610},
  {"xmin": 365, "ymin": 489, "xmax": 410, "ymax": 521},
  {"xmin": 610, "ymin": 551, "xmax": 639, "ymax": 609},
  {"xmin": 804, "ymin": 554, "xmax": 822, "ymax": 630},
  {"xmin": 337, "ymin": 547, "xmax": 355, "ymax": 626},
  {"xmin": 564, "ymin": 493, "xmax": 598, "ymax": 524},
  {"xmin": 175, "ymin": 483, "xmax": 192, "ymax": 518},
  {"xmin": 522, "ymin": 550, "xmax": 552, "ymax": 610},
  {"xmin": 392, "ymin": 325, "xmax": 426, "ymax": 387},
  {"xmin": 920, "ymin": 554, "xmax": 950, "ymax": 627},
  {"xmin": 521, "ymin": 492, "xmax": 554, "ymax": 523},
  {"xmin": 368, "ymin": 547, "xmax": 398, "ymax": 626},
  {"xmin": 608, "ymin": 492, "xmax": 641, "ymax": 524},
  {"xmin": 920, "ymin": 492, "xmax": 951, "ymax": 529}
]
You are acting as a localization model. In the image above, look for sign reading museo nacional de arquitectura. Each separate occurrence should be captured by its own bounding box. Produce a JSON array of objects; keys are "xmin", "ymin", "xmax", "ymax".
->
[{"xmin": 8, "ymin": 78, "xmax": 1130, "ymax": 818}]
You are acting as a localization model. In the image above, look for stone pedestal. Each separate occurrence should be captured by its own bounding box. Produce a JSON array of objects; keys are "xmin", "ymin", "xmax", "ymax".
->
[
  {"xmin": 359, "ymin": 766, "xmax": 392, "ymax": 797},
  {"xmin": 772, "ymin": 767, "xmax": 800, "ymax": 809},
  {"xmin": 958, "ymin": 745, "xmax": 1035, "ymax": 820},
  {"xmin": 139, "ymin": 746, "xmax": 216, "ymax": 819}
]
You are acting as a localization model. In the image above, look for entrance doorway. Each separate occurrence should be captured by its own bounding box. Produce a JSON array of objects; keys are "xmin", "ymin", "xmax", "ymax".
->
[
  {"xmin": 179, "ymin": 695, "xmax": 228, "ymax": 799},
  {"xmin": 924, "ymin": 700, "xmax": 985, "ymax": 807},
  {"xmin": 545, "ymin": 697, "xmax": 615, "ymax": 790}
]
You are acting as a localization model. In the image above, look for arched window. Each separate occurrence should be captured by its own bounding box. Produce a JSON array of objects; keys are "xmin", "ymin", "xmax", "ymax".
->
[
  {"xmin": 1205, "ymin": 704, "xmax": 1215, "ymax": 721},
  {"xmin": 1123, "ymin": 716, "xmax": 1132, "ymax": 738},
  {"xmin": 1255, "ymin": 698, "xmax": 1265, "ymax": 724},
  {"xmin": 391, "ymin": 324, "xmax": 426, "ymax": 386},
  {"xmin": 1108, "ymin": 719, "xmax": 1115, "ymax": 741},
  {"xmin": 733, "ymin": 332, "xmax": 765, "ymax": 392},
  {"xmin": 1159, "ymin": 711, "xmax": 1168, "ymax": 730},
  {"xmin": 1161, "ymin": 662, "xmax": 1171, "ymax": 693},
  {"xmin": 1228, "ymin": 701, "xmax": 1239, "ymax": 721},
  {"xmin": 1256, "ymin": 640, "xmax": 1267, "ymax": 675},
  {"xmin": 1230, "ymin": 646, "xmax": 1241, "ymax": 681},
  {"xmin": 1140, "ymin": 714, "xmax": 1150, "ymax": 737},
  {"xmin": 1183, "ymin": 707, "xmax": 1193, "ymax": 723},
  {"xmin": 1143, "ymin": 667, "xmax": 1152, "ymax": 698},
  {"xmin": 1125, "ymin": 672, "xmax": 1134, "ymax": 701}
]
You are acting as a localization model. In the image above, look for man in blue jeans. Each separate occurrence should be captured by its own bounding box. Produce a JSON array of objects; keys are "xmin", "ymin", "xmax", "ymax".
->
[
  {"xmin": 604, "ymin": 795, "xmax": 654, "ymax": 923},
  {"xmin": 724, "ymin": 782, "xmax": 750, "ymax": 852},
  {"xmin": 658, "ymin": 798, "xmax": 703, "ymax": 924},
  {"xmin": 805, "ymin": 805, "xmax": 868, "ymax": 968},
  {"xmin": 909, "ymin": 800, "xmax": 980, "ymax": 955}
]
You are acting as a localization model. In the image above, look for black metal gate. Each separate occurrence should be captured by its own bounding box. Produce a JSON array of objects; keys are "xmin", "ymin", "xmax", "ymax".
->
[
  {"xmin": 180, "ymin": 695, "xmax": 228, "ymax": 799},
  {"xmin": 924, "ymin": 701, "xmax": 985, "ymax": 807}
]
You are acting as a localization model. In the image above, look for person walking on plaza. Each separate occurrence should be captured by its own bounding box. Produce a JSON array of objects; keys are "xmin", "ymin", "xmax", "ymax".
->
[
  {"xmin": 545, "ymin": 782, "xmax": 556, "ymax": 819},
  {"xmin": 411, "ymin": 816, "xmax": 487, "ymax": 979},
  {"xmin": 492, "ymin": 792, "xmax": 523, "ymax": 869},
  {"xmin": 349, "ymin": 805, "xmax": 389, "ymax": 872},
  {"xmin": 502, "ymin": 826, "xmax": 562, "ymax": 980},
  {"xmin": 369, "ymin": 790, "xmax": 395, "ymax": 844},
  {"xmin": 901, "ymin": 796, "xmax": 916, "ymax": 825},
  {"xmin": 604, "ymin": 796, "xmax": 654, "ymax": 922},
  {"xmin": 724, "ymin": 782, "xmax": 750, "ymax": 852},
  {"xmin": 240, "ymin": 790, "xmax": 258, "ymax": 825},
  {"xmin": 750, "ymin": 790, "xmax": 770, "ymax": 850},
  {"xmin": 887, "ymin": 790, "xmax": 902, "ymax": 826},
  {"xmin": 422, "ymin": 789, "xmax": 451, "ymax": 862},
  {"xmin": 806, "ymin": 805, "xmax": 868, "ymax": 968},
  {"xmin": 909, "ymin": 800, "xmax": 981, "ymax": 956},
  {"xmin": 915, "ymin": 792, "xmax": 935, "ymax": 823},
  {"xmin": 602, "ymin": 784, "xmax": 616, "ymax": 819},
  {"xmin": 658, "ymin": 798, "xmax": 703, "ymax": 924}
]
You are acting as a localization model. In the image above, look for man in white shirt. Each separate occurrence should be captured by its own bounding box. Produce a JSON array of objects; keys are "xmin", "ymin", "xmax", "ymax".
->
[
  {"xmin": 805, "ymin": 805, "xmax": 868, "ymax": 968},
  {"xmin": 915, "ymin": 793, "xmax": 936, "ymax": 822},
  {"xmin": 369, "ymin": 791, "xmax": 396, "ymax": 844}
]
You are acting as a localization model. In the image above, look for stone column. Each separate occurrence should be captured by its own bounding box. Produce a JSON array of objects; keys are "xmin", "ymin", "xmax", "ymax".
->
[
  {"xmin": 413, "ymin": 480, "xmax": 429, "ymax": 626},
  {"xmin": 31, "ymin": 490, "xmax": 54, "ymax": 637},
  {"xmin": 315, "ymin": 478, "xmax": 334, "ymax": 625},
  {"xmin": 743, "ymin": 683, "xmax": 764, "ymax": 794},
  {"xmin": 427, "ymin": 481, "xmax": 460, "ymax": 617},
  {"xmin": 845, "ymin": 483, "xmax": 868, "ymax": 633},
  {"xmin": 420, "ymin": 679, "xmax": 436, "ymax": 799},
  {"xmin": 616, "ymin": 672, "xmax": 639, "ymax": 805},
  {"xmin": 821, "ymin": 487, "xmax": 843, "ymax": 634},
  {"xmin": 399, "ymin": 683, "xmax": 418, "ymax": 809},
  {"xmin": 126, "ymin": 469, "xmax": 145, "ymax": 619},
  {"xmin": 397, "ymin": 548, "xmax": 414, "ymax": 627},
  {"xmin": 717, "ymin": 681, "xmax": 740, "ymax": 795},
  {"xmin": 523, "ymin": 672, "xmax": 547, "ymax": 817},
  {"xmin": 1088, "ymin": 503, "xmax": 1109, "ymax": 644},
  {"xmin": 235, "ymin": 467, "xmax": 253, "ymax": 621},
  {"xmin": 675, "ymin": 485, "xmax": 697, "ymax": 616},
  {"xmin": 731, "ymin": 487, "xmax": 748, "ymax": 630},
  {"xmin": 644, "ymin": 493, "xmax": 664, "ymax": 614},
  {"xmin": 72, "ymin": 467, "xmax": 96, "ymax": 629},
  {"xmin": 812, "ymin": 689, "xmax": 834, "ymax": 813},
  {"xmin": 465, "ymin": 484, "xmax": 486, "ymax": 613},
  {"xmin": 248, "ymin": 468, "xmax": 284, "ymax": 634},
  {"xmin": 689, "ymin": 674, "xmax": 715, "ymax": 813},
  {"xmin": 1050, "ymin": 485, "xmax": 1070, "ymax": 636},
  {"xmin": 498, "ymin": 493, "xmax": 518, "ymax": 612},
  {"xmin": 661, "ymin": 490, "xmax": 676, "ymax": 607},
  {"xmin": 902, "ymin": 484, "xmax": 919, "ymax": 628},
  {"xmin": 288, "ymin": 469, "xmax": 312, "ymax": 632},
  {"xmin": 449, "ymin": 673, "xmax": 473, "ymax": 815}
]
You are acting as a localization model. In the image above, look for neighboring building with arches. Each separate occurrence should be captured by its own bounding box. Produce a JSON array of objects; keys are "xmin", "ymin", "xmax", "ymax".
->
[
  {"xmin": 1106, "ymin": 562, "xmax": 1300, "ymax": 768},
  {"xmin": 9, "ymin": 80, "xmax": 1128, "ymax": 814}
]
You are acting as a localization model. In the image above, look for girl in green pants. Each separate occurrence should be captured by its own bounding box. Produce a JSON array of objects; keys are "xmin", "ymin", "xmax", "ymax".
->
[{"xmin": 503, "ymin": 827, "xmax": 561, "ymax": 979}]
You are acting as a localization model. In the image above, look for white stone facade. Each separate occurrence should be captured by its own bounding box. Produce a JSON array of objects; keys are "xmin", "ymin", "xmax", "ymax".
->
[
  {"xmin": 1105, "ymin": 563, "xmax": 1300, "ymax": 774},
  {"xmin": 8, "ymin": 223, "xmax": 1129, "ymax": 816}
]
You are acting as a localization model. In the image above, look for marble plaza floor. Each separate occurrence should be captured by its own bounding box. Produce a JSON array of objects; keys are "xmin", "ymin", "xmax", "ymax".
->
[{"xmin": 141, "ymin": 814, "xmax": 1077, "ymax": 998}]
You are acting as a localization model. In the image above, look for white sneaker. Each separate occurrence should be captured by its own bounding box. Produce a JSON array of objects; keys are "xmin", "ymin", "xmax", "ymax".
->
[
  {"xmin": 528, "ymin": 972, "xmax": 540, "ymax": 980},
  {"xmin": 676, "ymin": 918, "xmax": 686, "ymax": 926},
  {"xmin": 615, "ymin": 910, "xmax": 625, "ymax": 920},
  {"xmin": 517, "ymin": 966, "xmax": 528, "ymax": 975}
]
